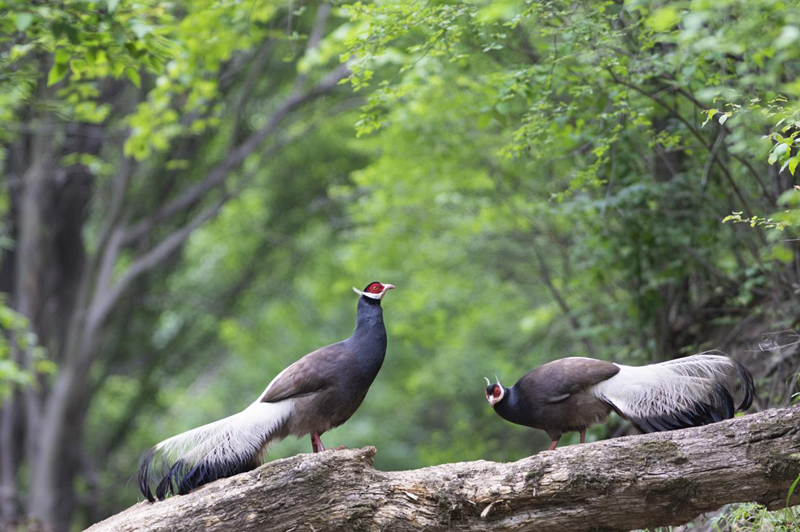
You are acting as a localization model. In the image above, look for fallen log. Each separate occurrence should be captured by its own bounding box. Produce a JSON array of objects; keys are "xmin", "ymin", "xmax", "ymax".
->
[{"xmin": 86, "ymin": 406, "xmax": 800, "ymax": 531}]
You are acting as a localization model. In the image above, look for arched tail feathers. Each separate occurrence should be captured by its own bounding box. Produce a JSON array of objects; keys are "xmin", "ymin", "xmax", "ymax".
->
[
  {"xmin": 138, "ymin": 400, "xmax": 293, "ymax": 501},
  {"xmin": 589, "ymin": 353, "xmax": 754, "ymax": 433}
]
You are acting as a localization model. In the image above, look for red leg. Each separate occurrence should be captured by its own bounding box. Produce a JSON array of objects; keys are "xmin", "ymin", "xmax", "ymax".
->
[
  {"xmin": 311, "ymin": 433, "xmax": 325, "ymax": 453},
  {"xmin": 548, "ymin": 439, "xmax": 560, "ymax": 451},
  {"xmin": 580, "ymin": 430, "xmax": 586, "ymax": 444}
]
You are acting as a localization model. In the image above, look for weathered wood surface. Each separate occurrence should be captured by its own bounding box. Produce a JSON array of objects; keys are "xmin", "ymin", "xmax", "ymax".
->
[{"xmin": 86, "ymin": 406, "xmax": 800, "ymax": 532}]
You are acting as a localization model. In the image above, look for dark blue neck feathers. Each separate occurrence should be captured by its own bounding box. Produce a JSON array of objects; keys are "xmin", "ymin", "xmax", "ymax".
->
[
  {"xmin": 349, "ymin": 296, "xmax": 387, "ymax": 360},
  {"xmin": 495, "ymin": 386, "xmax": 525, "ymax": 425},
  {"xmin": 354, "ymin": 296, "xmax": 383, "ymax": 332}
]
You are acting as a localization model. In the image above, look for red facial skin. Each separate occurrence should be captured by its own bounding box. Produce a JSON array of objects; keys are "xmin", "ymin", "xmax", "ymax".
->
[
  {"xmin": 486, "ymin": 384, "xmax": 502, "ymax": 404},
  {"xmin": 366, "ymin": 283, "xmax": 384, "ymax": 293}
]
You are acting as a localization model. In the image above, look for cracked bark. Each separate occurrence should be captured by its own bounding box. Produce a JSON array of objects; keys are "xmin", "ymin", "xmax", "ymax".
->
[{"xmin": 87, "ymin": 406, "xmax": 800, "ymax": 532}]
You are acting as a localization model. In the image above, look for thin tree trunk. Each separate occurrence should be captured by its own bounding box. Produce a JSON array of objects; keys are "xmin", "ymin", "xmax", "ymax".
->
[
  {"xmin": 0, "ymin": 394, "xmax": 17, "ymax": 523},
  {"xmin": 29, "ymin": 347, "xmax": 96, "ymax": 529},
  {"xmin": 13, "ymin": 129, "xmax": 52, "ymax": 485}
]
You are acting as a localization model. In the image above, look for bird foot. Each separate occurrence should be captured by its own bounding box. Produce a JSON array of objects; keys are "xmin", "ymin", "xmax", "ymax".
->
[
  {"xmin": 311, "ymin": 433, "xmax": 326, "ymax": 453},
  {"xmin": 325, "ymin": 446, "xmax": 346, "ymax": 451}
]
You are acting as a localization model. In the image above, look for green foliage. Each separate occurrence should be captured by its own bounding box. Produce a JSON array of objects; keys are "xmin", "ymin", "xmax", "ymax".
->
[
  {"xmin": 0, "ymin": 297, "xmax": 53, "ymax": 403},
  {"xmin": 0, "ymin": 0, "xmax": 173, "ymax": 131},
  {"xmin": 722, "ymin": 212, "xmax": 792, "ymax": 231},
  {"xmin": 711, "ymin": 503, "xmax": 798, "ymax": 531},
  {"xmin": 123, "ymin": 0, "xmax": 285, "ymax": 159}
]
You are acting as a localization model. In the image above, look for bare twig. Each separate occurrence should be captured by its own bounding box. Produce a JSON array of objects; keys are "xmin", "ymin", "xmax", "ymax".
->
[{"xmin": 701, "ymin": 126, "xmax": 725, "ymax": 191}]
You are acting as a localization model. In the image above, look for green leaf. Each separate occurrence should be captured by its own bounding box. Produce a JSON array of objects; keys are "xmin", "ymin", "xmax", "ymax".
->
[
  {"xmin": 106, "ymin": 0, "xmax": 121, "ymax": 13},
  {"xmin": 15, "ymin": 12, "xmax": 34, "ymax": 32},
  {"xmin": 54, "ymin": 48, "xmax": 71, "ymax": 65},
  {"xmin": 70, "ymin": 59, "xmax": 86, "ymax": 74},
  {"xmin": 702, "ymin": 109, "xmax": 718, "ymax": 127},
  {"xmin": 648, "ymin": 6, "xmax": 680, "ymax": 33},
  {"xmin": 65, "ymin": 25, "xmax": 80, "ymax": 45},
  {"xmin": 47, "ymin": 62, "xmax": 69, "ymax": 86},
  {"xmin": 124, "ymin": 42, "xmax": 145, "ymax": 59},
  {"xmin": 125, "ymin": 67, "xmax": 141, "ymax": 88},
  {"xmin": 787, "ymin": 473, "xmax": 800, "ymax": 508},
  {"xmin": 769, "ymin": 143, "xmax": 789, "ymax": 165},
  {"xmin": 51, "ymin": 20, "xmax": 66, "ymax": 39},
  {"xmin": 112, "ymin": 60, "xmax": 126, "ymax": 77},
  {"xmin": 789, "ymin": 155, "xmax": 799, "ymax": 176}
]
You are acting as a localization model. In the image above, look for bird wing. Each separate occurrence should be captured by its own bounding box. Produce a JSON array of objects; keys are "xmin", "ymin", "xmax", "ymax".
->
[
  {"xmin": 258, "ymin": 342, "xmax": 349, "ymax": 403},
  {"xmin": 522, "ymin": 357, "xmax": 620, "ymax": 403}
]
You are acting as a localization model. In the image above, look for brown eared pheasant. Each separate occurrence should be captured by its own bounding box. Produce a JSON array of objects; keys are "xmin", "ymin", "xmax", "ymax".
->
[
  {"xmin": 486, "ymin": 354, "xmax": 754, "ymax": 450},
  {"xmin": 139, "ymin": 281, "xmax": 394, "ymax": 501}
]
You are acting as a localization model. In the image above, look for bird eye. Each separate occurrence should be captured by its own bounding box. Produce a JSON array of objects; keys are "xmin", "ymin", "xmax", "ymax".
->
[
  {"xmin": 369, "ymin": 283, "xmax": 382, "ymax": 292},
  {"xmin": 493, "ymin": 387, "xmax": 502, "ymax": 398}
]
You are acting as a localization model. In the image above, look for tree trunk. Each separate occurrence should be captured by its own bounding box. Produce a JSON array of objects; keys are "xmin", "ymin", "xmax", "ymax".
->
[
  {"xmin": 87, "ymin": 406, "xmax": 800, "ymax": 532},
  {"xmin": 0, "ymin": 395, "xmax": 17, "ymax": 523}
]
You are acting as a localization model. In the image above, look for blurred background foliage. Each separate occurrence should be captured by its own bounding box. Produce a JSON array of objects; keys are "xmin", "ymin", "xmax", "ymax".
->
[{"xmin": 0, "ymin": 0, "xmax": 799, "ymax": 530}]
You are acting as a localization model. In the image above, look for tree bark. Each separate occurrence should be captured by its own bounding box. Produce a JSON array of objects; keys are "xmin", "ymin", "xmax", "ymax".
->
[{"xmin": 86, "ymin": 407, "xmax": 800, "ymax": 532}]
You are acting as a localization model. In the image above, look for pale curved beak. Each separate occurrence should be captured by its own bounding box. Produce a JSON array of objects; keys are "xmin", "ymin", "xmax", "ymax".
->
[{"xmin": 383, "ymin": 284, "xmax": 396, "ymax": 291}]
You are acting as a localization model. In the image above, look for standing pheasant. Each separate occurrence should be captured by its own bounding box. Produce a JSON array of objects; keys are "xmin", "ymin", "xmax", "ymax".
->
[{"xmin": 138, "ymin": 281, "xmax": 395, "ymax": 501}]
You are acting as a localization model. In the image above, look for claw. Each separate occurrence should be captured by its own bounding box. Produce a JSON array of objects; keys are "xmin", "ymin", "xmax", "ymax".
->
[{"xmin": 311, "ymin": 433, "xmax": 326, "ymax": 453}]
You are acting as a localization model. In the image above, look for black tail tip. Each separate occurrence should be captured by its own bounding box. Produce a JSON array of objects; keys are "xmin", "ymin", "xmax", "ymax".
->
[
  {"xmin": 734, "ymin": 360, "xmax": 755, "ymax": 411},
  {"xmin": 137, "ymin": 448, "xmax": 157, "ymax": 503},
  {"xmin": 156, "ymin": 460, "xmax": 187, "ymax": 501},
  {"xmin": 137, "ymin": 452, "xmax": 261, "ymax": 502}
]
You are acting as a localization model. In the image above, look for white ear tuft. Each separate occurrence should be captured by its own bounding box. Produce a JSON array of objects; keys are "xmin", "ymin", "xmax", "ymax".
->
[{"xmin": 352, "ymin": 287, "xmax": 382, "ymax": 300}]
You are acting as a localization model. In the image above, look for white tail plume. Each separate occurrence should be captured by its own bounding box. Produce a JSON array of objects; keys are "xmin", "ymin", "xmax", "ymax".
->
[
  {"xmin": 139, "ymin": 400, "xmax": 293, "ymax": 501},
  {"xmin": 589, "ymin": 353, "xmax": 753, "ymax": 433}
]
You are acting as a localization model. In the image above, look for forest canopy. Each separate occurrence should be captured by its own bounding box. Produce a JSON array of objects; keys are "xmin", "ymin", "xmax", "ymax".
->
[{"xmin": 0, "ymin": 0, "xmax": 798, "ymax": 530}]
